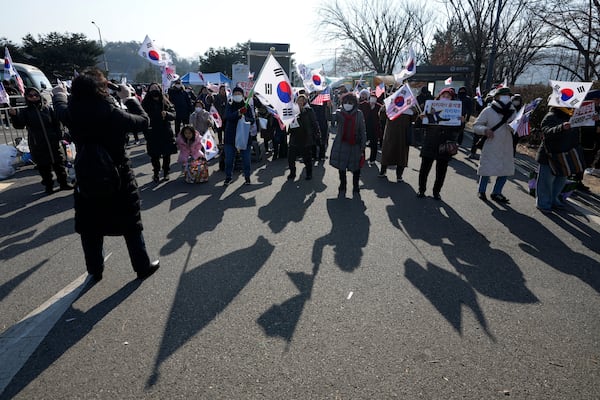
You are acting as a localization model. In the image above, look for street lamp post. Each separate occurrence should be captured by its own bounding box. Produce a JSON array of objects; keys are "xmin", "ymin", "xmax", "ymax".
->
[{"xmin": 91, "ymin": 21, "xmax": 109, "ymax": 75}]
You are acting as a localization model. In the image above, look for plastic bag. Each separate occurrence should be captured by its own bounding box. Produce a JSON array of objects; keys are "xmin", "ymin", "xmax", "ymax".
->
[
  {"xmin": 235, "ymin": 118, "xmax": 250, "ymax": 150},
  {"xmin": 0, "ymin": 144, "xmax": 17, "ymax": 179}
]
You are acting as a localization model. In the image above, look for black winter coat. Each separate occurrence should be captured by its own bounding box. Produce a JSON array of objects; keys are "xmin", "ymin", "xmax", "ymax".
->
[
  {"xmin": 537, "ymin": 108, "xmax": 581, "ymax": 165},
  {"xmin": 142, "ymin": 98, "xmax": 177, "ymax": 157},
  {"xmin": 420, "ymin": 125, "xmax": 460, "ymax": 161},
  {"xmin": 288, "ymin": 107, "xmax": 319, "ymax": 147},
  {"xmin": 54, "ymin": 93, "xmax": 149, "ymax": 235},
  {"xmin": 10, "ymin": 98, "xmax": 65, "ymax": 166}
]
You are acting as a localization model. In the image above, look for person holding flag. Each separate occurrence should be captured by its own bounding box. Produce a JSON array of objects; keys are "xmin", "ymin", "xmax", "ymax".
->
[
  {"xmin": 535, "ymin": 103, "xmax": 582, "ymax": 212},
  {"xmin": 329, "ymin": 93, "xmax": 367, "ymax": 194},
  {"xmin": 286, "ymin": 94, "xmax": 320, "ymax": 181},
  {"xmin": 472, "ymin": 87, "xmax": 517, "ymax": 203},
  {"xmin": 8, "ymin": 87, "xmax": 73, "ymax": 194},
  {"xmin": 223, "ymin": 86, "xmax": 255, "ymax": 185}
]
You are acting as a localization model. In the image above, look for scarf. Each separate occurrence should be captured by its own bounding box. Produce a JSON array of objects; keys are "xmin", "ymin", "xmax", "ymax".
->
[
  {"xmin": 342, "ymin": 111, "xmax": 356, "ymax": 145},
  {"xmin": 491, "ymin": 101, "xmax": 514, "ymax": 119}
]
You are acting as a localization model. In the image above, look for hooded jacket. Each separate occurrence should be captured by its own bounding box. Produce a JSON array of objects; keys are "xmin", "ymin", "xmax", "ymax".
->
[{"xmin": 10, "ymin": 87, "xmax": 64, "ymax": 166}]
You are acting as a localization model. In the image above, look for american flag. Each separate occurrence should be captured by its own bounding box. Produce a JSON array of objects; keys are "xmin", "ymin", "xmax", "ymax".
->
[
  {"xmin": 311, "ymin": 86, "xmax": 331, "ymax": 106},
  {"xmin": 511, "ymin": 98, "xmax": 542, "ymax": 137},
  {"xmin": 375, "ymin": 82, "xmax": 385, "ymax": 98},
  {"xmin": 264, "ymin": 103, "xmax": 286, "ymax": 130}
]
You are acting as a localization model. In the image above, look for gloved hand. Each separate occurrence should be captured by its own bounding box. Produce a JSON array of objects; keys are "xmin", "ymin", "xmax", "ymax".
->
[
  {"xmin": 239, "ymin": 106, "xmax": 247, "ymax": 115},
  {"xmin": 52, "ymin": 84, "xmax": 67, "ymax": 97},
  {"xmin": 116, "ymin": 84, "xmax": 133, "ymax": 100}
]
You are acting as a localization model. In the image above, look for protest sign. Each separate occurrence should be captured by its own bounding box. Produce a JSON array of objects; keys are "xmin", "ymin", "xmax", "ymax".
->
[{"xmin": 423, "ymin": 100, "xmax": 462, "ymax": 126}]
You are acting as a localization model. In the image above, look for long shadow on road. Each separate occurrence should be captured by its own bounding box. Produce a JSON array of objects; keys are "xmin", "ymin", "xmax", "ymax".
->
[
  {"xmin": 148, "ymin": 236, "xmax": 274, "ymax": 387},
  {"xmin": 257, "ymin": 196, "xmax": 370, "ymax": 346},
  {"xmin": 0, "ymin": 280, "xmax": 141, "ymax": 400},
  {"xmin": 492, "ymin": 209, "xmax": 600, "ymax": 294},
  {"xmin": 373, "ymin": 179, "xmax": 537, "ymax": 337}
]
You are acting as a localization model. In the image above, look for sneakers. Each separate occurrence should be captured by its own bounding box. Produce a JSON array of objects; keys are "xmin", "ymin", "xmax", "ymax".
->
[
  {"xmin": 416, "ymin": 191, "xmax": 425, "ymax": 198},
  {"xmin": 490, "ymin": 193, "xmax": 510, "ymax": 204},
  {"xmin": 397, "ymin": 176, "xmax": 403, "ymax": 182},
  {"xmin": 245, "ymin": 177, "xmax": 251, "ymax": 185},
  {"xmin": 433, "ymin": 193, "xmax": 441, "ymax": 200},
  {"xmin": 478, "ymin": 192, "xmax": 487, "ymax": 201},
  {"xmin": 224, "ymin": 177, "xmax": 232, "ymax": 186},
  {"xmin": 468, "ymin": 153, "xmax": 479, "ymax": 160},
  {"xmin": 368, "ymin": 161, "xmax": 375, "ymax": 167},
  {"xmin": 137, "ymin": 260, "xmax": 160, "ymax": 280},
  {"xmin": 152, "ymin": 174, "xmax": 160, "ymax": 183}
]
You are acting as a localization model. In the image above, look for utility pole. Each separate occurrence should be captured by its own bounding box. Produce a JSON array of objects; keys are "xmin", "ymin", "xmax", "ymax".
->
[{"xmin": 91, "ymin": 21, "xmax": 109, "ymax": 75}]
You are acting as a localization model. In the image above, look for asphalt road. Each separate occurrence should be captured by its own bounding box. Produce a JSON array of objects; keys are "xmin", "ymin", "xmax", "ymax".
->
[{"xmin": 1, "ymin": 137, "xmax": 599, "ymax": 399}]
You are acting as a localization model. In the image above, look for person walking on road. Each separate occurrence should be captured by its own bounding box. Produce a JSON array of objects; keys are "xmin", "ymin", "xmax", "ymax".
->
[
  {"xmin": 329, "ymin": 93, "xmax": 367, "ymax": 194},
  {"xmin": 52, "ymin": 68, "xmax": 160, "ymax": 282},
  {"xmin": 472, "ymin": 87, "xmax": 517, "ymax": 203},
  {"xmin": 287, "ymin": 94, "xmax": 319, "ymax": 181},
  {"xmin": 416, "ymin": 87, "xmax": 462, "ymax": 200},
  {"xmin": 142, "ymin": 83, "xmax": 177, "ymax": 183}
]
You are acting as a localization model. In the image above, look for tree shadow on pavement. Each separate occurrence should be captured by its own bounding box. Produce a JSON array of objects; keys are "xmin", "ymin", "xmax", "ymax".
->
[
  {"xmin": 256, "ymin": 196, "xmax": 370, "ymax": 347},
  {"xmin": 148, "ymin": 236, "xmax": 274, "ymax": 387},
  {"xmin": 492, "ymin": 209, "xmax": 600, "ymax": 294},
  {"xmin": 0, "ymin": 280, "xmax": 141, "ymax": 400}
]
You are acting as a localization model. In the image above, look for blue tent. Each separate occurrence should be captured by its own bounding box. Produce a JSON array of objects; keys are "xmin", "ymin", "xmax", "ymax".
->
[{"xmin": 180, "ymin": 72, "xmax": 231, "ymax": 86}]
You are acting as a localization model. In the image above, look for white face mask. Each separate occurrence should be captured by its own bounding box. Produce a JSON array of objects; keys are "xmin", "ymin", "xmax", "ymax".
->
[
  {"xmin": 369, "ymin": 97, "xmax": 377, "ymax": 105},
  {"xmin": 343, "ymin": 103, "xmax": 353, "ymax": 111},
  {"xmin": 498, "ymin": 95, "xmax": 511, "ymax": 104},
  {"xmin": 195, "ymin": 107, "xmax": 202, "ymax": 113},
  {"xmin": 232, "ymin": 95, "xmax": 243, "ymax": 103}
]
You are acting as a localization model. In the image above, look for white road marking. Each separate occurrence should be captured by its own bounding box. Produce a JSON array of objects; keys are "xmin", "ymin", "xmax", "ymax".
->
[{"xmin": 0, "ymin": 273, "xmax": 91, "ymax": 396}]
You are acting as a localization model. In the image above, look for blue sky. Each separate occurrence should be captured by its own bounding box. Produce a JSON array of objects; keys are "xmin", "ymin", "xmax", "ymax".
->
[{"xmin": 3, "ymin": 0, "xmax": 339, "ymax": 64}]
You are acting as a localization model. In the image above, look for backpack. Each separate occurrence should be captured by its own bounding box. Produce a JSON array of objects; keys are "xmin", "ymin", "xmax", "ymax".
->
[{"xmin": 74, "ymin": 143, "xmax": 121, "ymax": 199}]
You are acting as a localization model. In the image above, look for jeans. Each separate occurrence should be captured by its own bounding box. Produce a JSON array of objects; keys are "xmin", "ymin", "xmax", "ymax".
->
[
  {"xmin": 536, "ymin": 163, "xmax": 567, "ymax": 209},
  {"xmin": 81, "ymin": 231, "xmax": 151, "ymax": 274},
  {"xmin": 224, "ymin": 143, "xmax": 251, "ymax": 179},
  {"xmin": 478, "ymin": 175, "xmax": 507, "ymax": 194}
]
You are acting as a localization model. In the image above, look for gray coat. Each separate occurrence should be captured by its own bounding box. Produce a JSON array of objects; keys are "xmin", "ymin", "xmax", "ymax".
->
[{"xmin": 329, "ymin": 108, "xmax": 367, "ymax": 171}]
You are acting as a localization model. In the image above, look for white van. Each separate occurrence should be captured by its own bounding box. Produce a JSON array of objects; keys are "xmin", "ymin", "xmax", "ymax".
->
[{"xmin": 1, "ymin": 59, "xmax": 53, "ymax": 105}]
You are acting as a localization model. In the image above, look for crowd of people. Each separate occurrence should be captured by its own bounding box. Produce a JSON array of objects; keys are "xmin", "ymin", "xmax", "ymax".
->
[{"xmin": 5, "ymin": 67, "xmax": 600, "ymax": 281}]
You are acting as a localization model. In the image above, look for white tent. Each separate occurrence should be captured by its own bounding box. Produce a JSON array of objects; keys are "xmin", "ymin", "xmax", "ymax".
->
[{"xmin": 180, "ymin": 72, "xmax": 232, "ymax": 86}]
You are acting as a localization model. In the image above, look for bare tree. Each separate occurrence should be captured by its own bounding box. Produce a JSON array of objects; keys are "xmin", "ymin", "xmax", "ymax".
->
[
  {"xmin": 316, "ymin": 0, "xmax": 432, "ymax": 74},
  {"xmin": 535, "ymin": 0, "xmax": 600, "ymax": 81},
  {"xmin": 442, "ymin": 0, "xmax": 529, "ymax": 89},
  {"xmin": 494, "ymin": 7, "xmax": 553, "ymax": 85}
]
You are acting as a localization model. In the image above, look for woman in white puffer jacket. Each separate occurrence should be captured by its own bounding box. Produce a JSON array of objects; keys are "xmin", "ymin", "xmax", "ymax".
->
[{"xmin": 472, "ymin": 87, "xmax": 517, "ymax": 203}]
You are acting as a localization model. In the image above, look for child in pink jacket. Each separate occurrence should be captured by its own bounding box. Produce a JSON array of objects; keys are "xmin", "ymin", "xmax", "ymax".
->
[{"xmin": 176, "ymin": 125, "xmax": 205, "ymax": 172}]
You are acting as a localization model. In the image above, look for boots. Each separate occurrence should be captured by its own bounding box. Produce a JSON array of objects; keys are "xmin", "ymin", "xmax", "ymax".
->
[
  {"xmin": 287, "ymin": 166, "xmax": 296, "ymax": 180},
  {"xmin": 338, "ymin": 170, "xmax": 347, "ymax": 192},
  {"xmin": 352, "ymin": 170, "xmax": 360, "ymax": 193}
]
